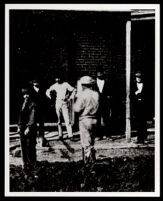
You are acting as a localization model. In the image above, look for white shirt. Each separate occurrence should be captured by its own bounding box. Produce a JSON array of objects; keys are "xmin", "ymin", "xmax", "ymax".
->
[
  {"xmin": 33, "ymin": 86, "xmax": 39, "ymax": 93},
  {"xmin": 46, "ymin": 82, "xmax": 74, "ymax": 101},
  {"xmin": 74, "ymin": 88, "xmax": 100, "ymax": 120},
  {"xmin": 136, "ymin": 82, "xmax": 143, "ymax": 93},
  {"xmin": 97, "ymin": 78, "xmax": 105, "ymax": 93}
]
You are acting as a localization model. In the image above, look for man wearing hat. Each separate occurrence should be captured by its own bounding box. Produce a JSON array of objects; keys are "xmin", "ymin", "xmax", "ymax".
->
[
  {"xmin": 74, "ymin": 76, "xmax": 100, "ymax": 164},
  {"xmin": 132, "ymin": 71, "xmax": 147, "ymax": 143},
  {"xmin": 17, "ymin": 86, "xmax": 37, "ymax": 170}
]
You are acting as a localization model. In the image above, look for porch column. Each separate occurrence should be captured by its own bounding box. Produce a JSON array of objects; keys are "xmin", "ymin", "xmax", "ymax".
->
[{"xmin": 126, "ymin": 20, "xmax": 131, "ymax": 142}]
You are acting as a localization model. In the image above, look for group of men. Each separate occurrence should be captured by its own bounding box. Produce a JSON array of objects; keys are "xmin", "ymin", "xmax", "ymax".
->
[{"xmin": 17, "ymin": 70, "xmax": 147, "ymax": 170}]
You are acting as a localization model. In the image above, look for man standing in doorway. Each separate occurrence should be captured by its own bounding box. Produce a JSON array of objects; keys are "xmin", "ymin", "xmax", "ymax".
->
[
  {"xmin": 46, "ymin": 76, "xmax": 76, "ymax": 140},
  {"xmin": 132, "ymin": 71, "xmax": 147, "ymax": 143},
  {"xmin": 96, "ymin": 70, "xmax": 112, "ymax": 140}
]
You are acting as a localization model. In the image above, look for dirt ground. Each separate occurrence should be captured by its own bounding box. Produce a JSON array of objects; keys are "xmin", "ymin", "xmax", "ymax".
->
[{"xmin": 9, "ymin": 130, "xmax": 155, "ymax": 192}]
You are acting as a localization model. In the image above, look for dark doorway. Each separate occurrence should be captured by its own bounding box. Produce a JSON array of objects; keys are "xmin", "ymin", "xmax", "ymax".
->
[{"xmin": 131, "ymin": 20, "xmax": 155, "ymax": 121}]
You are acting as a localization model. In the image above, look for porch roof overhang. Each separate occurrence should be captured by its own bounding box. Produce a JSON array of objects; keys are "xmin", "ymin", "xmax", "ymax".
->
[{"xmin": 131, "ymin": 9, "xmax": 155, "ymax": 21}]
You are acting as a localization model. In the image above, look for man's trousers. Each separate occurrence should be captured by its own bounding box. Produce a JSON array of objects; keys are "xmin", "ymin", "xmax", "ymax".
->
[
  {"xmin": 55, "ymin": 100, "xmax": 73, "ymax": 138},
  {"xmin": 79, "ymin": 118, "xmax": 97, "ymax": 164},
  {"xmin": 20, "ymin": 130, "xmax": 37, "ymax": 168}
]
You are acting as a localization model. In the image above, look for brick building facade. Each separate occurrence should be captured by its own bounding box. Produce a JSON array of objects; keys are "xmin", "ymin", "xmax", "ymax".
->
[{"xmin": 10, "ymin": 10, "xmax": 155, "ymax": 135}]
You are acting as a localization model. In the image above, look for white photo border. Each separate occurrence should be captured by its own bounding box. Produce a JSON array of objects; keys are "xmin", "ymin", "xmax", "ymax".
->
[{"xmin": 5, "ymin": 3, "xmax": 160, "ymax": 197}]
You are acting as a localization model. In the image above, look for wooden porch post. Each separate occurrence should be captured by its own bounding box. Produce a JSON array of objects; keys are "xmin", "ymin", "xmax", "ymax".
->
[{"xmin": 126, "ymin": 20, "xmax": 131, "ymax": 142}]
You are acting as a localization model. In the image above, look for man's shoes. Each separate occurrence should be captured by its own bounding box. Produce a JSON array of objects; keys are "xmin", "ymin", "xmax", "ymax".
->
[
  {"xmin": 42, "ymin": 139, "xmax": 50, "ymax": 147},
  {"xmin": 103, "ymin": 136, "xmax": 107, "ymax": 140},
  {"xmin": 58, "ymin": 136, "xmax": 63, "ymax": 141},
  {"xmin": 95, "ymin": 137, "xmax": 103, "ymax": 141},
  {"xmin": 70, "ymin": 136, "xmax": 76, "ymax": 142},
  {"xmin": 106, "ymin": 136, "xmax": 113, "ymax": 141},
  {"xmin": 136, "ymin": 140, "xmax": 145, "ymax": 144},
  {"xmin": 95, "ymin": 136, "xmax": 110, "ymax": 141},
  {"xmin": 37, "ymin": 137, "xmax": 50, "ymax": 147}
]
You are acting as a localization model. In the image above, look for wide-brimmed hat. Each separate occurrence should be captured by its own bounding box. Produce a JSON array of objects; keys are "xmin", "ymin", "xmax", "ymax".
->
[{"xmin": 80, "ymin": 76, "xmax": 95, "ymax": 85}]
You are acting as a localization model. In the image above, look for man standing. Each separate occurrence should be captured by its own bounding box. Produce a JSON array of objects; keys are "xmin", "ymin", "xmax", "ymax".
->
[
  {"xmin": 96, "ymin": 70, "xmax": 112, "ymax": 140},
  {"xmin": 74, "ymin": 76, "xmax": 100, "ymax": 164},
  {"xmin": 30, "ymin": 79, "xmax": 49, "ymax": 147},
  {"xmin": 46, "ymin": 77, "xmax": 76, "ymax": 140},
  {"xmin": 17, "ymin": 87, "xmax": 37, "ymax": 170},
  {"xmin": 132, "ymin": 71, "xmax": 147, "ymax": 143}
]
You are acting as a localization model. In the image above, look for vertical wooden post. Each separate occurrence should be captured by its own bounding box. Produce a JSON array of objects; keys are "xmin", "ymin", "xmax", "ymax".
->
[{"xmin": 126, "ymin": 20, "xmax": 131, "ymax": 142}]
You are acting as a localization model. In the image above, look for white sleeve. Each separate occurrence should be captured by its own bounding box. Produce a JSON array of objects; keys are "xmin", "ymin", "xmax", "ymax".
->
[
  {"xmin": 74, "ymin": 96, "xmax": 84, "ymax": 113},
  {"xmin": 66, "ymin": 82, "xmax": 74, "ymax": 92}
]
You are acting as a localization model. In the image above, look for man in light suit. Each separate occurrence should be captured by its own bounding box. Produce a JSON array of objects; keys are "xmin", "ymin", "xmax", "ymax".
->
[
  {"xmin": 46, "ymin": 76, "xmax": 76, "ymax": 141},
  {"xmin": 74, "ymin": 76, "xmax": 100, "ymax": 164}
]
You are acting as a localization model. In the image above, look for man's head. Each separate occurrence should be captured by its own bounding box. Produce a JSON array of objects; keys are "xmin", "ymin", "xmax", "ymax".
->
[
  {"xmin": 32, "ymin": 79, "xmax": 40, "ymax": 88},
  {"xmin": 55, "ymin": 76, "xmax": 62, "ymax": 84},
  {"xmin": 97, "ymin": 71, "xmax": 104, "ymax": 80},
  {"xmin": 21, "ymin": 87, "xmax": 30, "ymax": 100},
  {"xmin": 135, "ymin": 71, "xmax": 143, "ymax": 83}
]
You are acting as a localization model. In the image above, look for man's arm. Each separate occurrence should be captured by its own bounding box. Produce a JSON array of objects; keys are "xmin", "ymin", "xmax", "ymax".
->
[
  {"xmin": 17, "ymin": 111, "xmax": 23, "ymax": 133},
  {"xmin": 73, "ymin": 96, "xmax": 84, "ymax": 113},
  {"xmin": 94, "ymin": 79, "xmax": 99, "ymax": 92},
  {"xmin": 25, "ymin": 103, "xmax": 37, "ymax": 135},
  {"xmin": 66, "ymin": 83, "xmax": 77, "ymax": 100},
  {"xmin": 46, "ymin": 84, "xmax": 55, "ymax": 99},
  {"xmin": 69, "ymin": 88, "xmax": 77, "ymax": 100},
  {"xmin": 17, "ymin": 100, "xmax": 27, "ymax": 132},
  {"xmin": 104, "ymin": 80, "xmax": 112, "ymax": 99}
]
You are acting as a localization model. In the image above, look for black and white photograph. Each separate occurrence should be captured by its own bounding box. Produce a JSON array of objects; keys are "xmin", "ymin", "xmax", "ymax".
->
[{"xmin": 5, "ymin": 4, "xmax": 160, "ymax": 196}]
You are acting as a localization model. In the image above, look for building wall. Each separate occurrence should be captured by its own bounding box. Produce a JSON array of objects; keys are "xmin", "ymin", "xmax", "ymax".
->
[
  {"xmin": 12, "ymin": 10, "xmax": 157, "ymax": 136},
  {"xmin": 70, "ymin": 29, "xmax": 126, "ymax": 134},
  {"xmin": 74, "ymin": 32, "xmax": 111, "ymax": 77}
]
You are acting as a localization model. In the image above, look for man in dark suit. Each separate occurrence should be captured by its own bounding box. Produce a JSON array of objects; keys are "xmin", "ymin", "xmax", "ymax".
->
[
  {"xmin": 17, "ymin": 87, "xmax": 37, "ymax": 170},
  {"xmin": 132, "ymin": 71, "xmax": 147, "ymax": 143},
  {"xmin": 95, "ymin": 70, "xmax": 112, "ymax": 140},
  {"xmin": 30, "ymin": 79, "xmax": 49, "ymax": 147}
]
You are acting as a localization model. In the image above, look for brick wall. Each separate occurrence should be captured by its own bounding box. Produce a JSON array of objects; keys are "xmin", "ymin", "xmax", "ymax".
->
[
  {"xmin": 71, "ymin": 26, "xmax": 126, "ymax": 85},
  {"xmin": 74, "ymin": 32, "xmax": 112, "ymax": 78},
  {"xmin": 70, "ymin": 26, "xmax": 127, "ymax": 134}
]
